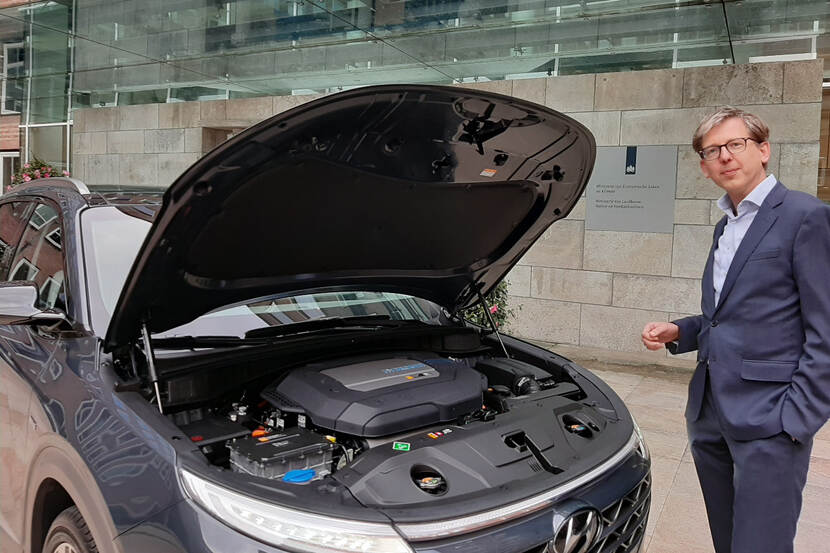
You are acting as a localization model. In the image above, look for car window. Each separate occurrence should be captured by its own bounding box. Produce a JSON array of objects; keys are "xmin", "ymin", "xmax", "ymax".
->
[
  {"xmin": 8, "ymin": 202, "xmax": 67, "ymax": 310},
  {"xmin": 0, "ymin": 201, "xmax": 33, "ymax": 278}
]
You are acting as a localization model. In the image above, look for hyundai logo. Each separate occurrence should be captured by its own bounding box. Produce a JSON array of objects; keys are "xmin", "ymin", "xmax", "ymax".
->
[{"xmin": 547, "ymin": 508, "xmax": 601, "ymax": 553}]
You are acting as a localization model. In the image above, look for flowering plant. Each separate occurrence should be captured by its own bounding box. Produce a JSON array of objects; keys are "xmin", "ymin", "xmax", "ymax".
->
[
  {"xmin": 10, "ymin": 157, "xmax": 69, "ymax": 189},
  {"xmin": 459, "ymin": 280, "xmax": 516, "ymax": 328}
]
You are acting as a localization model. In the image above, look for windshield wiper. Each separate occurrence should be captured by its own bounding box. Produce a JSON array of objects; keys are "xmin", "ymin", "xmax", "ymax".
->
[
  {"xmin": 150, "ymin": 335, "xmax": 250, "ymax": 349},
  {"xmin": 244, "ymin": 314, "xmax": 426, "ymax": 340}
]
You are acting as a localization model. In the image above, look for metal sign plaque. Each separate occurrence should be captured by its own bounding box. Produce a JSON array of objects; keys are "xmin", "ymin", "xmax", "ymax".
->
[{"xmin": 585, "ymin": 146, "xmax": 678, "ymax": 233}]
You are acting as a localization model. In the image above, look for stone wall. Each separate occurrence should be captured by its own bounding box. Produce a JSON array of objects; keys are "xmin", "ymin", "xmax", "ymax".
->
[{"xmin": 70, "ymin": 60, "xmax": 823, "ymax": 363}]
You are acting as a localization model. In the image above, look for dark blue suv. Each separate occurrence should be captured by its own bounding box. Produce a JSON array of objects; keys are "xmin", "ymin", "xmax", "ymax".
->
[{"xmin": 0, "ymin": 85, "xmax": 649, "ymax": 553}]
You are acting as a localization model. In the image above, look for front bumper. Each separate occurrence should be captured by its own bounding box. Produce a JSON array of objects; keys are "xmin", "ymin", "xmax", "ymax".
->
[{"xmin": 114, "ymin": 451, "xmax": 649, "ymax": 553}]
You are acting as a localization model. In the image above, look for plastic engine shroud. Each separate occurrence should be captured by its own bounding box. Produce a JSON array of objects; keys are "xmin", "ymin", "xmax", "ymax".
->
[{"xmin": 261, "ymin": 354, "xmax": 487, "ymax": 437}]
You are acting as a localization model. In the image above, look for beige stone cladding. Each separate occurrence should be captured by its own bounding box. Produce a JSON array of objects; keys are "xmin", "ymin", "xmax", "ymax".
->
[{"xmin": 70, "ymin": 60, "xmax": 823, "ymax": 358}]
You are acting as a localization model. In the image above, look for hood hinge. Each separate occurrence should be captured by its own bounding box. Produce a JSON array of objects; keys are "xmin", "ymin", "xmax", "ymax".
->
[{"xmin": 140, "ymin": 322, "xmax": 164, "ymax": 414}]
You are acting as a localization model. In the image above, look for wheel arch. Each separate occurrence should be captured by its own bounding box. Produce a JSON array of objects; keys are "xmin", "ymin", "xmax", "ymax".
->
[{"xmin": 24, "ymin": 437, "xmax": 122, "ymax": 553}]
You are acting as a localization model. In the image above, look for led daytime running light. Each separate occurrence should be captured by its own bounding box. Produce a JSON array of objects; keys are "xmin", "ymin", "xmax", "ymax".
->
[{"xmin": 180, "ymin": 470, "xmax": 413, "ymax": 553}]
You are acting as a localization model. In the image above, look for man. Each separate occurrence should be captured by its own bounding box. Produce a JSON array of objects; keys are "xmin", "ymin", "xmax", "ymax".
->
[{"xmin": 641, "ymin": 106, "xmax": 830, "ymax": 553}]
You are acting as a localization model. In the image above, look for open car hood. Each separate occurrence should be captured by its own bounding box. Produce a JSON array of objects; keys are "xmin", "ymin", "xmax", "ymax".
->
[{"xmin": 104, "ymin": 84, "xmax": 595, "ymax": 350}]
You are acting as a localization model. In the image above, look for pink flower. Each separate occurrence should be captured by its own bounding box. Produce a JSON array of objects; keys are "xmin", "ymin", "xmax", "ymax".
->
[
  {"xmin": 23, "ymin": 175, "xmax": 31, "ymax": 182},
  {"xmin": 33, "ymin": 170, "xmax": 40, "ymax": 177},
  {"xmin": 62, "ymin": 170, "xmax": 70, "ymax": 176},
  {"xmin": 489, "ymin": 304, "xmax": 499, "ymax": 314},
  {"xmin": 23, "ymin": 163, "xmax": 29, "ymax": 169}
]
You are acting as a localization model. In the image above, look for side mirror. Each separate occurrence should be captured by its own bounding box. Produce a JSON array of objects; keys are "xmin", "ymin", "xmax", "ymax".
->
[{"xmin": 0, "ymin": 281, "xmax": 68, "ymax": 325}]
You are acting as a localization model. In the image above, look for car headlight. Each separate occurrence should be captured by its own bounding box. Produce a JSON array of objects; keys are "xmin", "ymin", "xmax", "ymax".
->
[
  {"xmin": 180, "ymin": 469, "xmax": 413, "ymax": 553},
  {"xmin": 631, "ymin": 416, "xmax": 650, "ymax": 460}
]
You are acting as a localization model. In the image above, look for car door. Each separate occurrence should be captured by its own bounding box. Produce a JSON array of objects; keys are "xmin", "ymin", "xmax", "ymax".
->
[{"xmin": 0, "ymin": 199, "xmax": 35, "ymax": 552}]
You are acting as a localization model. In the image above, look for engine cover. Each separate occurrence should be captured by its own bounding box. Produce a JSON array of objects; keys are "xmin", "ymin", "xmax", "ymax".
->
[{"xmin": 261, "ymin": 354, "xmax": 487, "ymax": 437}]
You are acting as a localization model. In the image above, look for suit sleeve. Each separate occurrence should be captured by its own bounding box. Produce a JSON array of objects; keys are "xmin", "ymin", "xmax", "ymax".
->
[
  {"xmin": 666, "ymin": 315, "xmax": 702, "ymax": 355},
  {"xmin": 782, "ymin": 202, "xmax": 830, "ymax": 443}
]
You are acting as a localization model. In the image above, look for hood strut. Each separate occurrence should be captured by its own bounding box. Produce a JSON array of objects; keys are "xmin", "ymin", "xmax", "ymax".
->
[
  {"xmin": 476, "ymin": 288, "xmax": 510, "ymax": 358},
  {"xmin": 141, "ymin": 322, "xmax": 164, "ymax": 414}
]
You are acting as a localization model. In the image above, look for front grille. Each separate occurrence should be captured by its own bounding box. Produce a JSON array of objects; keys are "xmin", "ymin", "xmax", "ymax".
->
[{"xmin": 590, "ymin": 474, "xmax": 651, "ymax": 553}]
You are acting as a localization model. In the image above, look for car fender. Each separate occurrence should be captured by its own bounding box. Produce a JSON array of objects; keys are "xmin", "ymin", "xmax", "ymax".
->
[{"xmin": 24, "ymin": 434, "xmax": 123, "ymax": 553}]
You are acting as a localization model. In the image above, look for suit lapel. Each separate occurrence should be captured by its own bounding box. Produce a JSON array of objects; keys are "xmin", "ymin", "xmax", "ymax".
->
[
  {"xmin": 702, "ymin": 216, "xmax": 726, "ymax": 318},
  {"xmin": 714, "ymin": 182, "xmax": 786, "ymax": 314}
]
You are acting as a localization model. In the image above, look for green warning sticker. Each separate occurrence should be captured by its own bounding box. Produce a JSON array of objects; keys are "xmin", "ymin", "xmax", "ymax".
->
[{"xmin": 392, "ymin": 442, "xmax": 411, "ymax": 452}]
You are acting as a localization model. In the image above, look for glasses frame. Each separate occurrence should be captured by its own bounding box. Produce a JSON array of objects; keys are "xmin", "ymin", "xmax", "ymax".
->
[{"xmin": 698, "ymin": 137, "xmax": 760, "ymax": 161}]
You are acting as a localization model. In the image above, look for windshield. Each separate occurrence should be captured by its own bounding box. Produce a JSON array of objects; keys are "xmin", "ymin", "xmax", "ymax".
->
[{"xmin": 81, "ymin": 206, "xmax": 443, "ymax": 338}]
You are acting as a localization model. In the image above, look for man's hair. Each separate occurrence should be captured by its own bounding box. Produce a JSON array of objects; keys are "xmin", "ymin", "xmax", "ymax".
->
[{"xmin": 692, "ymin": 106, "xmax": 770, "ymax": 154}]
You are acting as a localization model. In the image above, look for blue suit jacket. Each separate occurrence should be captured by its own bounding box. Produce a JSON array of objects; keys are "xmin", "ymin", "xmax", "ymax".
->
[{"xmin": 670, "ymin": 181, "xmax": 830, "ymax": 442}]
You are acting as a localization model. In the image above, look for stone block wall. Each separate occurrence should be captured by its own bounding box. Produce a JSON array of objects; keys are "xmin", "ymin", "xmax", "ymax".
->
[
  {"xmin": 70, "ymin": 60, "xmax": 823, "ymax": 362},
  {"xmin": 496, "ymin": 60, "xmax": 823, "ymax": 363}
]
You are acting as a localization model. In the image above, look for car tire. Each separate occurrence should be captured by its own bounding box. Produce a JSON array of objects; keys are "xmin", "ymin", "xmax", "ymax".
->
[{"xmin": 42, "ymin": 506, "xmax": 98, "ymax": 553}]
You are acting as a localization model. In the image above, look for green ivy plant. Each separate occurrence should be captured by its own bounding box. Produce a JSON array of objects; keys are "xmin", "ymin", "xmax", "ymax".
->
[
  {"xmin": 10, "ymin": 157, "xmax": 68, "ymax": 189},
  {"xmin": 459, "ymin": 280, "xmax": 516, "ymax": 329}
]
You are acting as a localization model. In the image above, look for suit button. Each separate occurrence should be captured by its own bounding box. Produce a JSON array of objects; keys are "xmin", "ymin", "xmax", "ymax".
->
[{"xmin": 711, "ymin": 320, "xmax": 718, "ymax": 327}]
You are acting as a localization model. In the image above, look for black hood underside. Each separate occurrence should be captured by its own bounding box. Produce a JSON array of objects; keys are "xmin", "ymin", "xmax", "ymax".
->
[{"xmin": 105, "ymin": 85, "xmax": 595, "ymax": 350}]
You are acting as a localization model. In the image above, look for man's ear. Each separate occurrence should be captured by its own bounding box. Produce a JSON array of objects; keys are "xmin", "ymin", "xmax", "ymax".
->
[
  {"xmin": 700, "ymin": 158, "xmax": 712, "ymax": 180},
  {"xmin": 759, "ymin": 141, "xmax": 771, "ymax": 165}
]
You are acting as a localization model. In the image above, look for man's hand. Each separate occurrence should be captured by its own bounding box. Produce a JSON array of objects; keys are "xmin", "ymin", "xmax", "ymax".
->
[{"xmin": 641, "ymin": 322, "xmax": 680, "ymax": 350}]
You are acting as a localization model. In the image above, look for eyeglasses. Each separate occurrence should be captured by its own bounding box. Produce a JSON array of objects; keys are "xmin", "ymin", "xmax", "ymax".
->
[{"xmin": 698, "ymin": 137, "xmax": 759, "ymax": 161}]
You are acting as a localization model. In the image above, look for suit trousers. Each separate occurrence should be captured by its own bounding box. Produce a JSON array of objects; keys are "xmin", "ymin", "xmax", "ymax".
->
[{"xmin": 686, "ymin": 373, "xmax": 813, "ymax": 553}]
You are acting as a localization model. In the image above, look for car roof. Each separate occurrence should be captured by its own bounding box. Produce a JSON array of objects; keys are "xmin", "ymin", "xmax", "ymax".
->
[{"xmin": 3, "ymin": 178, "xmax": 163, "ymax": 210}]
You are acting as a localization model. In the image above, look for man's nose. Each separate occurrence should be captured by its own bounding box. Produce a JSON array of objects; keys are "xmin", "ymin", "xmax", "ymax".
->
[{"xmin": 718, "ymin": 145, "xmax": 733, "ymax": 162}]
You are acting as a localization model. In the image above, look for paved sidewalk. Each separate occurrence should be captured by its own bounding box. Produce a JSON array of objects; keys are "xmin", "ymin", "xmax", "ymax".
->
[{"xmin": 574, "ymin": 359, "xmax": 830, "ymax": 553}]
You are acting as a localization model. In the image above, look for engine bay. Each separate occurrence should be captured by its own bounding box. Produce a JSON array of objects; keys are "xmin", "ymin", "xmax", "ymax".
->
[{"xmin": 161, "ymin": 346, "xmax": 614, "ymax": 500}]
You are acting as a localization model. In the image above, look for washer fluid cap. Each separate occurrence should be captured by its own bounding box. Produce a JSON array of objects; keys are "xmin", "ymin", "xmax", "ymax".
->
[{"xmin": 283, "ymin": 469, "xmax": 316, "ymax": 483}]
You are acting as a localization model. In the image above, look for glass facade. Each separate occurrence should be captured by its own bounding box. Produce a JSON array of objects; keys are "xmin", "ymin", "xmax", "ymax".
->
[{"xmin": 0, "ymin": 0, "xmax": 828, "ymax": 173}]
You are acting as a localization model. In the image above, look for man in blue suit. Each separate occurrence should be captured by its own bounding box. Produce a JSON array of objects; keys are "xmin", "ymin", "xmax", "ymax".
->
[{"xmin": 641, "ymin": 106, "xmax": 830, "ymax": 553}]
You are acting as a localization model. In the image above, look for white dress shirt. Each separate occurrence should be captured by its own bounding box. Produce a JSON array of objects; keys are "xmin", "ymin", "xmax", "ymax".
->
[{"xmin": 712, "ymin": 174, "xmax": 777, "ymax": 306}]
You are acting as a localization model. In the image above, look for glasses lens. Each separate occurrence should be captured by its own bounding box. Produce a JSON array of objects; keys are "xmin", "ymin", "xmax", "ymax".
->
[
  {"xmin": 726, "ymin": 139, "xmax": 747, "ymax": 154},
  {"xmin": 702, "ymin": 147, "xmax": 720, "ymax": 160}
]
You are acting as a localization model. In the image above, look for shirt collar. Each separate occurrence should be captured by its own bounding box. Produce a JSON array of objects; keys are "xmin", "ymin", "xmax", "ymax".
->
[{"xmin": 717, "ymin": 174, "xmax": 777, "ymax": 218}]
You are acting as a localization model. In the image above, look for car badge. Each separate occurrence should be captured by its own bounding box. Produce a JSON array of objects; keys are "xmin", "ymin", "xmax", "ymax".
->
[
  {"xmin": 392, "ymin": 441, "xmax": 411, "ymax": 451},
  {"xmin": 548, "ymin": 508, "xmax": 601, "ymax": 553}
]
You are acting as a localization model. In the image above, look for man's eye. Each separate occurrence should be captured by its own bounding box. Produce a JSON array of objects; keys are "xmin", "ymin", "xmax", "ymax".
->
[
  {"xmin": 728, "ymin": 140, "xmax": 744, "ymax": 148},
  {"xmin": 703, "ymin": 148, "xmax": 718, "ymax": 157}
]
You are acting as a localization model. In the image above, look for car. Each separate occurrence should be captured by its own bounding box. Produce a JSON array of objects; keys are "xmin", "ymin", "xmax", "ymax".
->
[{"xmin": 0, "ymin": 84, "xmax": 650, "ymax": 553}]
